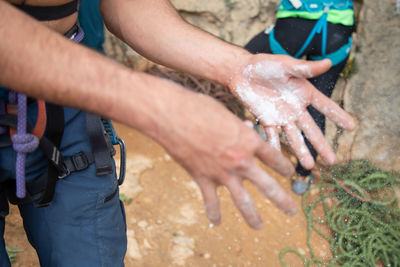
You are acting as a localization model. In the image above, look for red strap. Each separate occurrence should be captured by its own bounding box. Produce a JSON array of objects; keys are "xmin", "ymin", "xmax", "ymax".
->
[
  {"xmin": 7, "ymin": 99, "xmax": 47, "ymax": 139},
  {"xmin": 32, "ymin": 100, "xmax": 47, "ymax": 139}
]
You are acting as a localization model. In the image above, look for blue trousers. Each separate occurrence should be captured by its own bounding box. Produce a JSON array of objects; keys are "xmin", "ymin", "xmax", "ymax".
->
[{"xmin": 0, "ymin": 108, "xmax": 127, "ymax": 266}]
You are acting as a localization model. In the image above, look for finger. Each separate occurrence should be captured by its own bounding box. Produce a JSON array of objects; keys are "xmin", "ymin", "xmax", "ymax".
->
[
  {"xmin": 311, "ymin": 89, "xmax": 356, "ymax": 130},
  {"xmin": 226, "ymin": 178, "xmax": 263, "ymax": 229},
  {"xmin": 283, "ymin": 123, "xmax": 314, "ymax": 170},
  {"xmin": 264, "ymin": 125, "xmax": 281, "ymax": 151},
  {"xmin": 255, "ymin": 140, "xmax": 294, "ymax": 178},
  {"xmin": 297, "ymin": 112, "xmax": 336, "ymax": 165},
  {"xmin": 287, "ymin": 58, "xmax": 332, "ymax": 79},
  {"xmin": 196, "ymin": 178, "xmax": 221, "ymax": 225},
  {"xmin": 243, "ymin": 163, "xmax": 297, "ymax": 216}
]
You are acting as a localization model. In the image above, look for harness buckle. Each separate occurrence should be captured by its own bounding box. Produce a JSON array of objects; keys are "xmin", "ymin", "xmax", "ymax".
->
[
  {"xmin": 70, "ymin": 151, "xmax": 90, "ymax": 171},
  {"xmin": 58, "ymin": 166, "xmax": 70, "ymax": 179}
]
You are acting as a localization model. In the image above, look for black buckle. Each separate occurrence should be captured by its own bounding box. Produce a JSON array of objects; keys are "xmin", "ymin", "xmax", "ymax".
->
[{"xmin": 71, "ymin": 151, "xmax": 89, "ymax": 172}]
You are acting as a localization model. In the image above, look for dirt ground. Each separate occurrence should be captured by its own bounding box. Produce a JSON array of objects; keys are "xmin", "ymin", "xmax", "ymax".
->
[{"xmin": 4, "ymin": 123, "xmax": 331, "ymax": 267}]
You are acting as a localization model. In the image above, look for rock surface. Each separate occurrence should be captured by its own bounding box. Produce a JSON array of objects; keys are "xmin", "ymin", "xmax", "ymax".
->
[{"xmin": 332, "ymin": 0, "xmax": 400, "ymax": 170}]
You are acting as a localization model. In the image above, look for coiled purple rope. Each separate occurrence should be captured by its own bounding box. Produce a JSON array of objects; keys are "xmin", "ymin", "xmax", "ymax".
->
[{"xmin": 9, "ymin": 92, "xmax": 39, "ymax": 198}]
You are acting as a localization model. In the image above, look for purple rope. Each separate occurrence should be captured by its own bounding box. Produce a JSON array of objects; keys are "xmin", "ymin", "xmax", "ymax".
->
[
  {"xmin": 10, "ymin": 92, "xmax": 39, "ymax": 198},
  {"xmin": 10, "ymin": 24, "xmax": 84, "ymax": 199}
]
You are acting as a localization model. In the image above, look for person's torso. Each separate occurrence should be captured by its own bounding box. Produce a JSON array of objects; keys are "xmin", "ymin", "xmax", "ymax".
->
[
  {"xmin": 1, "ymin": 0, "xmax": 105, "ymax": 100},
  {"xmin": 1, "ymin": 0, "xmax": 81, "ymax": 100}
]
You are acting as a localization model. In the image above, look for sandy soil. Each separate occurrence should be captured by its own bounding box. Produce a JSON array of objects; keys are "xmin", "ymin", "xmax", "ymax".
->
[{"xmin": 4, "ymin": 123, "xmax": 330, "ymax": 266}]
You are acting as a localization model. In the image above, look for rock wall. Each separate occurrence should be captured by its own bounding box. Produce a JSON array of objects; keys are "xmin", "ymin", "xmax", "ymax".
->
[
  {"xmin": 104, "ymin": 0, "xmax": 400, "ymax": 171},
  {"xmin": 332, "ymin": 0, "xmax": 400, "ymax": 170},
  {"xmin": 170, "ymin": 0, "xmax": 278, "ymax": 46}
]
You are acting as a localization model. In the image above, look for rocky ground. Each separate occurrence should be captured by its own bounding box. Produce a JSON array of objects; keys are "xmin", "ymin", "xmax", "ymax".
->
[{"xmin": 5, "ymin": 123, "xmax": 331, "ymax": 266}]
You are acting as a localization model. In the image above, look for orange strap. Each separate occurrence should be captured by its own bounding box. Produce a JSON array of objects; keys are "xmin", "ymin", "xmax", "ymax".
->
[{"xmin": 7, "ymin": 99, "xmax": 47, "ymax": 139}]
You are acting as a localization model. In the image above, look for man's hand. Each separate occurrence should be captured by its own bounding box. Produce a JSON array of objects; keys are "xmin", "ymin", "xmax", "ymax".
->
[
  {"xmin": 150, "ymin": 85, "xmax": 297, "ymax": 230},
  {"xmin": 228, "ymin": 54, "xmax": 356, "ymax": 170}
]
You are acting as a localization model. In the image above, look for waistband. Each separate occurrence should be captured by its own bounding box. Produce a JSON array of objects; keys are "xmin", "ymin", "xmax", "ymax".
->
[{"xmin": 276, "ymin": 9, "xmax": 354, "ymax": 26}]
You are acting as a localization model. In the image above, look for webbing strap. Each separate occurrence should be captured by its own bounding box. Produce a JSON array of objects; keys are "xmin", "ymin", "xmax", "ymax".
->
[
  {"xmin": 13, "ymin": 0, "xmax": 80, "ymax": 21},
  {"xmin": 269, "ymin": 29, "xmax": 288, "ymax": 55},
  {"xmin": 310, "ymin": 37, "xmax": 352, "ymax": 66},
  {"xmin": 294, "ymin": 11, "xmax": 327, "ymax": 58},
  {"xmin": 36, "ymin": 104, "xmax": 65, "ymax": 207},
  {"xmin": 86, "ymin": 113, "xmax": 113, "ymax": 176}
]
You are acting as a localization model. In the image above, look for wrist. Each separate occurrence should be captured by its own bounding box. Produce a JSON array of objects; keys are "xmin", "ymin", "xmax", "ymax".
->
[{"xmin": 216, "ymin": 48, "xmax": 252, "ymax": 89}]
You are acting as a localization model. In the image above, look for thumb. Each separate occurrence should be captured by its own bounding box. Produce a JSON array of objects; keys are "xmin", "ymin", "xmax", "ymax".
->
[{"xmin": 288, "ymin": 58, "xmax": 332, "ymax": 79}]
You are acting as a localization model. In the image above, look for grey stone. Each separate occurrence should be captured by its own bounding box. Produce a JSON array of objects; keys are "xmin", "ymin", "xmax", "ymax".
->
[{"xmin": 332, "ymin": 0, "xmax": 400, "ymax": 171}]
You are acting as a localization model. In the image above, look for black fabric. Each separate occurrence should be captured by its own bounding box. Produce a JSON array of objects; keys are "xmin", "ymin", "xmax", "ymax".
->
[
  {"xmin": 5, "ymin": 173, "xmax": 46, "ymax": 206},
  {"xmin": 0, "ymin": 114, "xmax": 17, "ymax": 130},
  {"xmin": 36, "ymin": 104, "xmax": 65, "ymax": 207},
  {"xmin": 86, "ymin": 113, "xmax": 113, "ymax": 176},
  {"xmin": 245, "ymin": 17, "xmax": 354, "ymax": 177},
  {"xmin": 0, "ymin": 186, "xmax": 9, "ymax": 219},
  {"xmin": 13, "ymin": 0, "xmax": 80, "ymax": 21}
]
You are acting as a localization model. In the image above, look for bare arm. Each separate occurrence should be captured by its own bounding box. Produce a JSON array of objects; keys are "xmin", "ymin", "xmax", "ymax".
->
[
  {"xmin": 100, "ymin": 0, "xmax": 246, "ymax": 86},
  {"xmin": 100, "ymin": 0, "xmax": 356, "ymax": 167},
  {"xmin": 0, "ymin": 2, "xmax": 298, "ymax": 229}
]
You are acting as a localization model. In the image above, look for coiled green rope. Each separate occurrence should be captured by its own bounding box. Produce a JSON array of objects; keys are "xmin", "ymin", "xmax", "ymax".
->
[{"xmin": 280, "ymin": 159, "xmax": 400, "ymax": 266}]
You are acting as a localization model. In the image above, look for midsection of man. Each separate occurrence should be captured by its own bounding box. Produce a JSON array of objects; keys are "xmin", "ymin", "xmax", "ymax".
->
[{"xmin": 5, "ymin": 0, "xmax": 78, "ymax": 34}]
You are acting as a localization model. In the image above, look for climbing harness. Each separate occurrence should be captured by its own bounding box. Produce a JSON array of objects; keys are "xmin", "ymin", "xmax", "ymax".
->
[
  {"xmin": 279, "ymin": 0, "xmax": 353, "ymax": 13},
  {"xmin": 269, "ymin": 0, "xmax": 353, "ymax": 66},
  {"xmin": 280, "ymin": 159, "xmax": 400, "ymax": 266},
  {"xmin": 0, "ymin": 19, "xmax": 126, "ymax": 206},
  {"xmin": 12, "ymin": 0, "xmax": 81, "ymax": 21}
]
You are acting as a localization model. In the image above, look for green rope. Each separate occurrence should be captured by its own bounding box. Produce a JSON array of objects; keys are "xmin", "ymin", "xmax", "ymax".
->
[{"xmin": 280, "ymin": 159, "xmax": 400, "ymax": 267}]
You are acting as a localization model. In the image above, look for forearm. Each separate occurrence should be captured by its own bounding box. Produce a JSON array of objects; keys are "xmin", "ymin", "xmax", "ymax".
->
[
  {"xmin": 0, "ymin": 2, "xmax": 188, "ymax": 143},
  {"xmin": 100, "ymin": 0, "xmax": 250, "ymax": 87}
]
